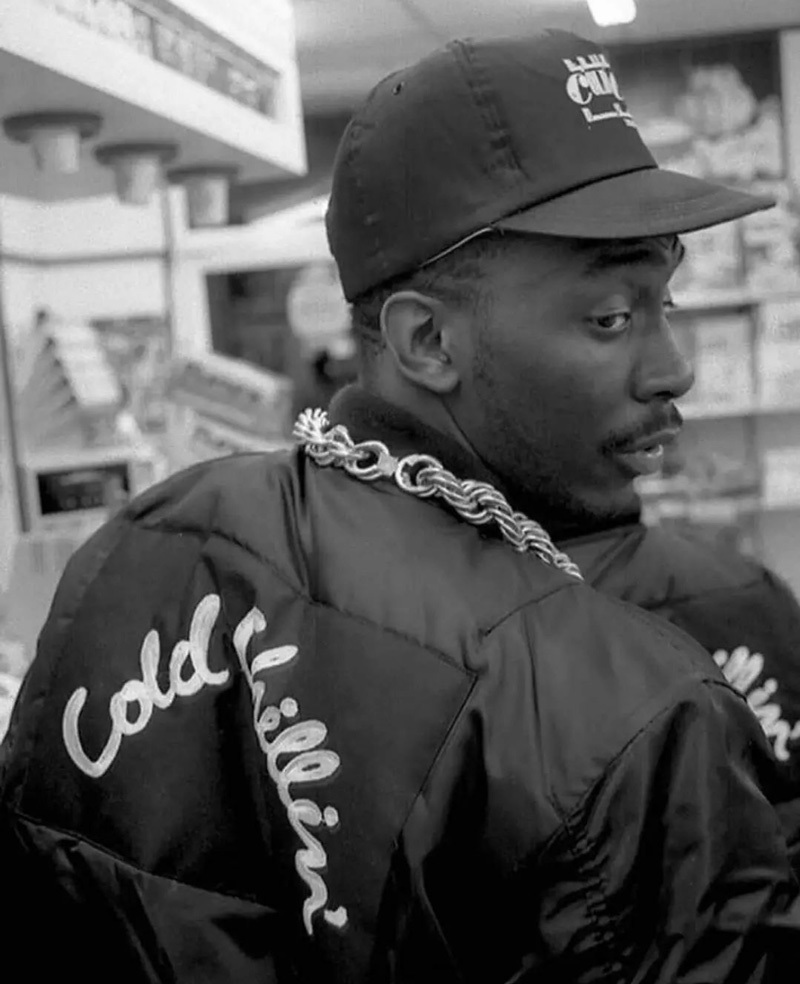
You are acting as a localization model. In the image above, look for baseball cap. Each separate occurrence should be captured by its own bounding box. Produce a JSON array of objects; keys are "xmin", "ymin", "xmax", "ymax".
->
[{"xmin": 326, "ymin": 29, "xmax": 774, "ymax": 301}]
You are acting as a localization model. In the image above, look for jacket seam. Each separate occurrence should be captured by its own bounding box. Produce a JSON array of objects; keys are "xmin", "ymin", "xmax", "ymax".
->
[
  {"xmin": 396, "ymin": 644, "xmax": 698, "ymax": 979},
  {"xmin": 640, "ymin": 574, "xmax": 773, "ymax": 612},
  {"xmin": 479, "ymin": 580, "xmax": 582, "ymax": 639},
  {"xmin": 129, "ymin": 516, "xmax": 483, "ymax": 677},
  {"xmin": 560, "ymin": 677, "xmax": 728, "ymax": 830},
  {"xmin": 559, "ymin": 815, "xmax": 621, "ymax": 980},
  {"xmin": 399, "ymin": 674, "xmax": 480, "ymax": 836},
  {"xmin": 392, "ymin": 673, "xmax": 480, "ymax": 980},
  {"xmin": 8, "ymin": 809, "xmax": 275, "ymax": 909},
  {"xmin": 591, "ymin": 592, "xmax": 727, "ymax": 658},
  {"xmin": 491, "ymin": 564, "xmax": 756, "ymax": 660},
  {"xmin": 133, "ymin": 515, "xmax": 295, "ymax": 582},
  {"xmin": 556, "ymin": 520, "xmax": 643, "ymax": 550},
  {"xmin": 8, "ymin": 517, "xmax": 131, "ymax": 809},
  {"xmin": 456, "ymin": 590, "xmax": 728, "ymax": 832},
  {"xmin": 531, "ymin": 691, "xmax": 705, "ymax": 981}
]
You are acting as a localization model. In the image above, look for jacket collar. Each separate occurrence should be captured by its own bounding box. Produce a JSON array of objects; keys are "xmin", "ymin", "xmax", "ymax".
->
[{"xmin": 327, "ymin": 385, "xmax": 642, "ymax": 542}]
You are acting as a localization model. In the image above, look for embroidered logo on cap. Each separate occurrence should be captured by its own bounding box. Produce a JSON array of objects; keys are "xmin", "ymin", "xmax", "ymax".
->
[{"xmin": 563, "ymin": 53, "xmax": 636, "ymax": 129}]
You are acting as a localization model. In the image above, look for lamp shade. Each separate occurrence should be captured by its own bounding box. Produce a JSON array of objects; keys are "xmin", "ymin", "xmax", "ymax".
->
[
  {"xmin": 94, "ymin": 142, "xmax": 178, "ymax": 205},
  {"xmin": 168, "ymin": 165, "xmax": 239, "ymax": 227},
  {"xmin": 3, "ymin": 112, "xmax": 102, "ymax": 174}
]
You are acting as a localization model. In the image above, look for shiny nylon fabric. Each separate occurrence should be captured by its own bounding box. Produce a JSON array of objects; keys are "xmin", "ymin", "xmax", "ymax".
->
[
  {"xmin": 0, "ymin": 446, "xmax": 799, "ymax": 981},
  {"xmin": 562, "ymin": 521, "xmax": 800, "ymax": 865}
]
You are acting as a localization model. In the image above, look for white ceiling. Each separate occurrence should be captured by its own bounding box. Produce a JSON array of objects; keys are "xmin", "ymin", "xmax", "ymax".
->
[{"xmin": 292, "ymin": 0, "xmax": 800, "ymax": 112}]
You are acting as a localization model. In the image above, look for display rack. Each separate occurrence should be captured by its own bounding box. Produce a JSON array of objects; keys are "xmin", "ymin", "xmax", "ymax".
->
[
  {"xmin": 607, "ymin": 33, "xmax": 800, "ymax": 580},
  {"xmin": 0, "ymin": 0, "xmax": 306, "ymax": 709}
]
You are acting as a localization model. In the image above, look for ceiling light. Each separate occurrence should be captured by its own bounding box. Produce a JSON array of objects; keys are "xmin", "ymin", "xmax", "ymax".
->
[{"xmin": 586, "ymin": 0, "xmax": 637, "ymax": 27}]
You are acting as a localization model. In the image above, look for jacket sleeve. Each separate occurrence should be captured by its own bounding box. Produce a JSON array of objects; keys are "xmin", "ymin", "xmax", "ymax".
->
[
  {"xmin": 644, "ymin": 553, "xmax": 800, "ymax": 866},
  {"xmin": 533, "ymin": 679, "xmax": 800, "ymax": 983},
  {"xmin": 747, "ymin": 568, "xmax": 800, "ymax": 870}
]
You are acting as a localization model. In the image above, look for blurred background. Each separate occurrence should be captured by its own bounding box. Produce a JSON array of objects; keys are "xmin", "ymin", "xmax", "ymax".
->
[{"xmin": 1, "ymin": 0, "xmax": 800, "ymax": 734}]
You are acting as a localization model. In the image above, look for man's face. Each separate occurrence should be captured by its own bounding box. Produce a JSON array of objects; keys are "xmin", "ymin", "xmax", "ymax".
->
[{"xmin": 450, "ymin": 233, "xmax": 692, "ymax": 527}]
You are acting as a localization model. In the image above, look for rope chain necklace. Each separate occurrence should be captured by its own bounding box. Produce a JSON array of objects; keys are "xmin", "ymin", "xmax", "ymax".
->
[{"xmin": 293, "ymin": 408, "xmax": 583, "ymax": 581}]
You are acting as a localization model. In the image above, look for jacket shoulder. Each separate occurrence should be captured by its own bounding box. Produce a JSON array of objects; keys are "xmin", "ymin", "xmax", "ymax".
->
[
  {"xmin": 123, "ymin": 449, "xmax": 299, "ymax": 538},
  {"xmin": 566, "ymin": 523, "xmax": 771, "ymax": 604},
  {"xmin": 468, "ymin": 581, "xmax": 735, "ymax": 812},
  {"xmin": 483, "ymin": 577, "xmax": 725, "ymax": 712}
]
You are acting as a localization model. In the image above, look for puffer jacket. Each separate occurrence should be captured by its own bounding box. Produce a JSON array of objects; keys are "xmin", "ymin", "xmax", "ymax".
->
[
  {"xmin": 563, "ymin": 522, "xmax": 800, "ymax": 856},
  {"xmin": 2, "ymin": 393, "xmax": 800, "ymax": 982}
]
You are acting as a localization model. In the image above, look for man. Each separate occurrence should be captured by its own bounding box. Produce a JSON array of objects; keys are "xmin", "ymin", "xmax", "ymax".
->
[{"xmin": 3, "ymin": 29, "xmax": 800, "ymax": 982}]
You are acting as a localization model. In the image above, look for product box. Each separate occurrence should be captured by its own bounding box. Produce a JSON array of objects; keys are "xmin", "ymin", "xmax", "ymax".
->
[
  {"xmin": 15, "ymin": 319, "xmax": 123, "ymax": 449},
  {"xmin": 637, "ymin": 421, "xmax": 760, "ymax": 504},
  {"xmin": 742, "ymin": 180, "xmax": 800, "ymax": 293},
  {"xmin": 647, "ymin": 507, "xmax": 759, "ymax": 559},
  {"xmin": 93, "ymin": 316, "xmax": 171, "ymax": 435},
  {"xmin": 675, "ymin": 311, "xmax": 754, "ymax": 415},
  {"xmin": 166, "ymin": 350, "xmax": 293, "ymax": 441},
  {"xmin": 756, "ymin": 299, "xmax": 800, "ymax": 409},
  {"xmin": 762, "ymin": 446, "xmax": 800, "ymax": 509},
  {"xmin": 671, "ymin": 221, "xmax": 744, "ymax": 297}
]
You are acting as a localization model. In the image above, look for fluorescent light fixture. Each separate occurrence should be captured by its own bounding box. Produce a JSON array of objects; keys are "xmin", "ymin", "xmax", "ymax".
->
[{"xmin": 586, "ymin": 0, "xmax": 637, "ymax": 26}]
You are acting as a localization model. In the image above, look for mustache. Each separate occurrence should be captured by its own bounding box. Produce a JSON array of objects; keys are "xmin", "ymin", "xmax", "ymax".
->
[{"xmin": 603, "ymin": 404, "xmax": 683, "ymax": 452}]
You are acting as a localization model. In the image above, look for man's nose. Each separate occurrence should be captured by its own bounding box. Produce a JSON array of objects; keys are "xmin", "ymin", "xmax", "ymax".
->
[{"xmin": 632, "ymin": 321, "xmax": 695, "ymax": 403}]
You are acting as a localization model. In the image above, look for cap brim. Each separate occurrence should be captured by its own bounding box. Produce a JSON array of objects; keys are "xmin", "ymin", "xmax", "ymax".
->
[{"xmin": 496, "ymin": 167, "xmax": 775, "ymax": 240}]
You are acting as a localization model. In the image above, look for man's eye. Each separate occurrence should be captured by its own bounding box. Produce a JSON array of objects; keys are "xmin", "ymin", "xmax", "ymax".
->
[{"xmin": 591, "ymin": 311, "xmax": 630, "ymax": 333}]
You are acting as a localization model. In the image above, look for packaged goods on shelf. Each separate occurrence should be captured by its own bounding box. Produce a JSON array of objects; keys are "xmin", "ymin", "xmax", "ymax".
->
[
  {"xmin": 167, "ymin": 350, "xmax": 293, "ymax": 438},
  {"xmin": 639, "ymin": 436, "xmax": 760, "ymax": 557},
  {"xmin": 757, "ymin": 298, "xmax": 800, "ymax": 408},
  {"xmin": 92, "ymin": 316, "xmax": 171, "ymax": 435},
  {"xmin": 164, "ymin": 351, "xmax": 294, "ymax": 469},
  {"xmin": 637, "ymin": 424, "xmax": 760, "ymax": 501},
  {"xmin": 645, "ymin": 505, "xmax": 759, "ymax": 558},
  {"xmin": 675, "ymin": 311, "xmax": 754, "ymax": 415},
  {"xmin": 14, "ymin": 319, "xmax": 123, "ymax": 448},
  {"xmin": 741, "ymin": 180, "xmax": 800, "ymax": 293},
  {"xmin": 762, "ymin": 446, "xmax": 800, "ymax": 510},
  {"xmin": 670, "ymin": 221, "xmax": 743, "ymax": 296}
]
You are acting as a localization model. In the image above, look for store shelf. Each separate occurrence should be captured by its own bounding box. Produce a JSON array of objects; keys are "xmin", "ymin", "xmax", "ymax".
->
[
  {"xmin": 673, "ymin": 287, "xmax": 800, "ymax": 311},
  {"xmin": 643, "ymin": 493, "xmax": 800, "ymax": 517},
  {"xmin": 681, "ymin": 400, "xmax": 800, "ymax": 421},
  {"xmin": 0, "ymin": 0, "xmax": 306, "ymax": 200},
  {"xmin": 761, "ymin": 498, "xmax": 800, "ymax": 512}
]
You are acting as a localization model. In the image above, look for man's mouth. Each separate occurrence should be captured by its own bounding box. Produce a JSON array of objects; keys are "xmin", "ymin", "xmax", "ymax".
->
[{"xmin": 609, "ymin": 429, "xmax": 680, "ymax": 478}]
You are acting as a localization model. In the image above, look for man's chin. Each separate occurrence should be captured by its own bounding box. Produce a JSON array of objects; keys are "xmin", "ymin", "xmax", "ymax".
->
[{"xmin": 546, "ymin": 484, "xmax": 641, "ymax": 539}]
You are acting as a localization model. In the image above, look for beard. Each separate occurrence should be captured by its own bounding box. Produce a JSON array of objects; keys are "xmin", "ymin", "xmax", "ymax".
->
[{"xmin": 468, "ymin": 350, "xmax": 640, "ymax": 538}]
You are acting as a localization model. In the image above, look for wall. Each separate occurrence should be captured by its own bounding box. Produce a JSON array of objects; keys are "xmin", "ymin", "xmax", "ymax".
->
[{"xmin": 0, "ymin": 193, "xmax": 169, "ymax": 342}]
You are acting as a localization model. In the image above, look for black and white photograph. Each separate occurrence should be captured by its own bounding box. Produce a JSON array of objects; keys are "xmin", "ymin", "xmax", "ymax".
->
[{"xmin": 2, "ymin": 1, "xmax": 800, "ymax": 981}]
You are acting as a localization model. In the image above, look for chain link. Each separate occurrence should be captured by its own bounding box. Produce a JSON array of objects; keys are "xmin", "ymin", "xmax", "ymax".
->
[{"xmin": 293, "ymin": 408, "xmax": 583, "ymax": 581}]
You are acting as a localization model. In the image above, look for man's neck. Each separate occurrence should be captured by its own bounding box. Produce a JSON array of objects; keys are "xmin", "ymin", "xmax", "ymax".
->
[{"xmin": 326, "ymin": 385, "xmax": 641, "ymax": 542}]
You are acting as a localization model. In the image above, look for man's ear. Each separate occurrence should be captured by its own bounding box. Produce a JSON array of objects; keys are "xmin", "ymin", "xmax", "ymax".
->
[{"xmin": 380, "ymin": 290, "xmax": 461, "ymax": 394}]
